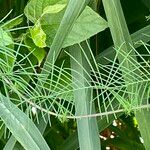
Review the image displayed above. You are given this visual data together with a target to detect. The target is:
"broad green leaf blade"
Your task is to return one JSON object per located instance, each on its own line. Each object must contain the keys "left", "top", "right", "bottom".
{"left": 70, "top": 44, "right": 101, "bottom": 150}
{"left": 41, "top": 5, "right": 107, "bottom": 48}
{"left": 40, "top": 9, "right": 65, "bottom": 47}
{"left": 4, "top": 110, "right": 49, "bottom": 150}
{"left": 29, "top": 5, "right": 107, "bottom": 48}
{"left": 24, "top": 32, "right": 46, "bottom": 66}
{"left": 0, "top": 27, "right": 13, "bottom": 46}
{"left": 24, "top": 0, "right": 67, "bottom": 48}
{"left": 24, "top": 0, "right": 91, "bottom": 97}
{"left": 30, "top": 21, "right": 47, "bottom": 48}
{"left": 25, "top": 0, "right": 107, "bottom": 49}
{"left": 43, "top": 4, "right": 66, "bottom": 15}
{"left": 38, "top": 0, "right": 91, "bottom": 85}
{"left": 136, "top": 110, "right": 150, "bottom": 150}
{"left": 62, "top": 6, "right": 108, "bottom": 47}
{"left": 24, "top": 0, "right": 67, "bottom": 23}
{"left": 0, "top": 93, "right": 50, "bottom": 150}
{"left": 132, "top": 24, "right": 150, "bottom": 42}
{"left": 96, "top": 24, "right": 150, "bottom": 65}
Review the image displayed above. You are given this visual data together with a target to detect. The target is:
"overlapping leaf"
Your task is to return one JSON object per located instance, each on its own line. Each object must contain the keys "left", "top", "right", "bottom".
{"left": 0, "top": 94, "right": 50, "bottom": 150}
{"left": 24, "top": 0, "right": 108, "bottom": 48}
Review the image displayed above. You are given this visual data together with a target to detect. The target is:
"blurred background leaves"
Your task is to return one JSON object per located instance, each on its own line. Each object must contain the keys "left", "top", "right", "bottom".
{"left": 0, "top": 0, "right": 149, "bottom": 150}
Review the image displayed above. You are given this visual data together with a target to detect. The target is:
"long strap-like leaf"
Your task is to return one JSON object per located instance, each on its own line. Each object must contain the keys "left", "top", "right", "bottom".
{"left": 136, "top": 110, "right": 150, "bottom": 147}
{"left": 0, "top": 93, "right": 50, "bottom": 150}
{"left": 70, "top": 43, "right": 101, "bottom": 150}
{"left": 41, "top": 0, "right": 90, "bottom": 75}
{"left": 96, "top": 24, "right": 150, "bottom": 65}
{"left": 102, "top": 0, "right": 150, "bottom": 149}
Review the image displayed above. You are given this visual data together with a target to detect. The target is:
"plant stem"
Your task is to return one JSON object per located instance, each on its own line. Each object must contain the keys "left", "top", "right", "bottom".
{"left": 70, "top": 43, "right": 101, "bottom": 150}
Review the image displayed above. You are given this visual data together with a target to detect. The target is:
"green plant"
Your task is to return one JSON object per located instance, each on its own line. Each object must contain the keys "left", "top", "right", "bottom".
{"left": 0, "top": 0, "right": 149, "bottom": 150}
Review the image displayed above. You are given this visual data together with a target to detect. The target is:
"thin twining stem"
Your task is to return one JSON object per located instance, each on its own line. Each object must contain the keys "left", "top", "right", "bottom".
{"left": 25, "top": 99, "right": 150, "bottom": 119}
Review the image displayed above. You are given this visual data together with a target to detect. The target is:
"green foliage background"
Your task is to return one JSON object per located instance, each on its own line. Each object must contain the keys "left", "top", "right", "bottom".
{"left": 0, "top": 0, "right": 149, "bottom": 150}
